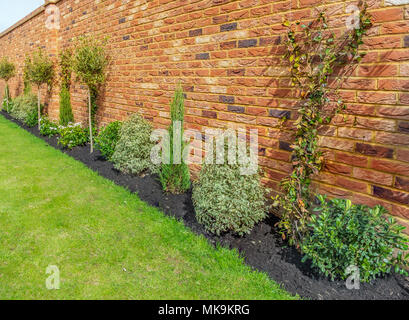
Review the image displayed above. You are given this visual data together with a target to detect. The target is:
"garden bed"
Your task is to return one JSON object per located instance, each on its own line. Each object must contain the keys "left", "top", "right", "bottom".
{"left": 2, "top": 109, "right": 409, "bottom": 300}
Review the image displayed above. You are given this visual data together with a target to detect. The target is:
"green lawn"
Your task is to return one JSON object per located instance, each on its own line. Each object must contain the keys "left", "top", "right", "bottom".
{"left": 0, "top": 115, "right": 296, "bottom": 300}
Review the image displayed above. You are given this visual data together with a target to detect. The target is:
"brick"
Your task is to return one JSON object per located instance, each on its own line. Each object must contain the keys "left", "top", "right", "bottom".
{"left": 355, "top": 143, "right": 394, "bottom": 159}
{"left": 378, "top": 106, "right": 409, "bottom": 119}
{"left": 371, "top": 8, "right": 403, "bottom": 23}
{"left": 372, "top": 159, "right": 409, "bottom": 176}
{"left": 269, "top": 109, "right": 291, "bottom": 119}
{"left": 396, "top": 176, "right": 409, "bottom": 192}
{"left": 227, "top": 105, "right": 244, "bottom": 113}
{"left": 324, "top": 162, "right": 352, "bottom": 175}
{"left": 260, "top": 36, "right": 281, "bottom": 46}
{"left": 335, "top": 176, "right": 368, "bottom": 194}
{"left": 378, "top": 79, "right": 409, "bottom": 91}
{"left": 227, "top": 69, "right": 245, "bottom": 76}
{"left": 335, "top": 152, "right": 368, "bottom": 167}
{"left": 338, "top": 127, "right": 372, "bottom": 141}
{"left": 189, "top": 29, "right": 202, "bottom": 37}
{"left": 397, "top": 149, "right": 409, "bottom": 163}
{"left": 219, "top": 95, "right": 235, "bottom": 103}
{"left": 212, "top": 15, "right": 228, "bottom": 24}
{"left": 202, "top": 110, "right": 217, "bottom": 118}
{"left": 344, "top": 104, "right": 375, "bottom": 116}
{"left": 319, "top": 137, "right": 355, "bottom": 152}
{"left": 373, "top": 186, "right": 409, "bottom": 205}
{"left": 398, "top": 121, "right": 409, "bottom": 133}
{"left": 357, "top": 92, "right": 396, "bottom": 104}
{"left": 196, "top": 53, "right": 210, "bottom": 60}
{"left": 354, "top": 117, "right": 396, "bottom": 132}
{"left": 376, "top": 132, "right": 409, "bottom": 146}
{"left": 279, "top": 141, "right": 293, "bottom": 152}
{"left": 238, "top": 39, "right": 258, "bottom": 48}
{"left": 220, "top": 41, "right": 237, "bottom": 49}
{"left": 382, "top": 21, "right": 409, "bottom": 34}
{"left": 358, "top": 65, "right": 398, "bottom": 77}
{"left": 353, "top": 167, "right": 393, "bottom": 186}
{"left": 405, "top": 35, "right": 409, "bottom": 48}
{"left": 220, "top": 23, "right": 237, "bottom": 32}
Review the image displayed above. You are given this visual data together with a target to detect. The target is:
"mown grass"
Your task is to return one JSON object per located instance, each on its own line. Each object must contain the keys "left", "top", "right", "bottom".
{"left": 0, "top": 115, "right": 296, "bottom": 300}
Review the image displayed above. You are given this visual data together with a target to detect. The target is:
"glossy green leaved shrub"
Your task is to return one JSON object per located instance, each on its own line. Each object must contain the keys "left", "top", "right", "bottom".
{"left": 58, "top": 123, "right": 89, "bottom": 149}
{"left": 112, "top": 114, "right": 157, "bottom": 175}
{"left": 9, "top": 93, "right": 40, "bottom": 127}
{"left": 95, "top": 121, "right": 122, "bottom": 160}
{"left": 192, "top": 145, "right": 267, "bottom": 236}
{"left": 301, "top": 195, "right": 409, "bottom": 282}
{"left": 39, "top": 117, "right": 59, "bottom": 137}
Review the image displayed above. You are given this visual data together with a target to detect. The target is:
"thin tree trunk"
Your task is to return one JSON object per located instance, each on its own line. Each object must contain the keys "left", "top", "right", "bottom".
{"left": 5, "top": 81, "right": 9, "bottom": 112}
{"left": 88, "top": 88, "right": 93, "bottom": 153}
{"left": 38, "top": 86, "right": 41, "bottom": 130}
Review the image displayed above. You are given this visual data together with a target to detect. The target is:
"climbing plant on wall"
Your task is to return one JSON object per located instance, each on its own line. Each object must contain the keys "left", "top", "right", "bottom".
{"left": 277, "top": 1, "right": 373, "bottom": 247}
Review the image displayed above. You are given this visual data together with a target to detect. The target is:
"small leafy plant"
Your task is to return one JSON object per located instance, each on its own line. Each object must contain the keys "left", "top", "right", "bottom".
{"left": 301, "top": 196, "right": 409, "bottom": 282}
{"left": 0, "top": 57, "right": 16, "bottom": 112}
{"left": 112, "top": 113, "right": 157, "bottom": 175}
{"left": 192, "top": 143, "right": 267, "bottom": 236}
{"left": 9, "top": 93, "right": 41, "bottom": 127}
{"left": 58, "top": 123, "right": 89, "bottom": 149}
{"left": 24, "top": 49, "right": 55, "bottom": 129}
{"left": 40, "top": 117, "right": 60, "bottom": 137}
{"left": 159, "top": 85, "right": 191, "bottom": 194}
{"left": 95, "top": 121, "right": 122, "bottom": 160}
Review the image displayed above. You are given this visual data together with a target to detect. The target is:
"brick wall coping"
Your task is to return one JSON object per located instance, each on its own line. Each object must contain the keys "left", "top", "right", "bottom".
{"left": 0, "top": 0, "right": 61, "bottom": 39}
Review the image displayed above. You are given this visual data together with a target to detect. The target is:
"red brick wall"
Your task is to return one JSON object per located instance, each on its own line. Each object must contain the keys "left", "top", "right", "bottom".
{"left": 0, "top": 0, "right": 408, "bottom": 227}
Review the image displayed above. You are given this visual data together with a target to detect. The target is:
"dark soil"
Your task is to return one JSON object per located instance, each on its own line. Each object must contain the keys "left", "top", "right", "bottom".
{"left": 2, "top": 110, "right": 409, "bottom": 300}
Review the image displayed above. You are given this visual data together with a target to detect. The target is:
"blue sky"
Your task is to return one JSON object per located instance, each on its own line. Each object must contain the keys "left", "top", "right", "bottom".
{"left": 0, "top": 0, "right": 44, "bottom": 32}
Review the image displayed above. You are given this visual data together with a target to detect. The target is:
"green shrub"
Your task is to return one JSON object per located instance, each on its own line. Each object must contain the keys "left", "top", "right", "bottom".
{"left": 112, "top": 114, "right": 157, "bottom": 175}
{"left": 40, "top": 117, "right": 59, "bottom": 137}
{"left": 159, "top": 85, "right": 191, "bottom": 194}
{"left": 192, "top": 147, "right": 267, "bottom": 236}
{"left": 95, "top": 121, "right": 122, "bottom": 160}
{"left": 59, "top": 86, "right": 74, "bottom": 126}
{"left": 58, "top": 123, "right": 89, "bottom": 149}
{"left": 301, "top": 195, "right": 409, "bottom": 282}
{"left": 0, "top": 57, "right": 16, "bottom": 83}
{"left": 9, "top": 93, "right": 40, "bottom": 127}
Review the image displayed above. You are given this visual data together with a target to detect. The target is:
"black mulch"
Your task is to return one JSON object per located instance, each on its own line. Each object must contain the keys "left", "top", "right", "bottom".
{"left": 2, "top": 110, "right": 409, "bottom": 300}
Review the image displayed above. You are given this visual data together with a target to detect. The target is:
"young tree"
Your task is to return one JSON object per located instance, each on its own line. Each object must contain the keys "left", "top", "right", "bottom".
{"left": 24, "top": 49, "right": 55, "bottom": 129}
{"left": 73, "top": 36, "right": 109, "bottom": 153}
{"left": 0, "top": 57, "right": 16, "bottom": 111}
{"left": 159, "top": 84, "right": 191, "bottom": 194}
